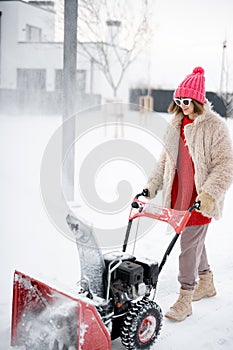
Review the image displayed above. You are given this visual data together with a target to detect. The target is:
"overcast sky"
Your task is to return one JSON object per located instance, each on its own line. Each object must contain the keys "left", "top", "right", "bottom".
{"left": 143, "top": 0, "right": 233, "bottom": 92}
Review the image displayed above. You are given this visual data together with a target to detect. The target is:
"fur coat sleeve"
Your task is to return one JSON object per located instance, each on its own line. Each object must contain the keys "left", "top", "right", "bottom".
{"left": 197, "top": 122, "right": 233, "bottom": 198}
{"left": 145, "top": 150, "right": 167, "bottom": 198}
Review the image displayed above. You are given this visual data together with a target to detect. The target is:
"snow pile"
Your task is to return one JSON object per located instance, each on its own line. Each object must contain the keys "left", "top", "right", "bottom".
{"left": 16, "top": 299, "right": 78, "bottom": 350}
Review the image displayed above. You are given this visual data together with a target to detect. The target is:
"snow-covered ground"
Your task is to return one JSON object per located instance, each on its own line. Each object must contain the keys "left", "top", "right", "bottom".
{"left": 1, "top": 109, "right": 233, "bottom": 350}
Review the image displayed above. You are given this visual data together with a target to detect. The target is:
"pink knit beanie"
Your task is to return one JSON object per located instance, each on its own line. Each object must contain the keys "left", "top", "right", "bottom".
{"left": 174, "top": 67, "right": 205, "bottom": 104}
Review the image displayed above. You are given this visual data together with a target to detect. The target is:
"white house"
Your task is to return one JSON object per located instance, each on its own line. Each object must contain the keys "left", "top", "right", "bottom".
{"left": 0, "top": 0, "right": 90, "bottom": 91}
{"left": 0, "top": 0, "right": 105, "bottom": 114}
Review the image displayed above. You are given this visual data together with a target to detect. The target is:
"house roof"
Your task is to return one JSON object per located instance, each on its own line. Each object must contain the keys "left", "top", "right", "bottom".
{"left": 0, "top": 0, "right": 55, "bottom": 14}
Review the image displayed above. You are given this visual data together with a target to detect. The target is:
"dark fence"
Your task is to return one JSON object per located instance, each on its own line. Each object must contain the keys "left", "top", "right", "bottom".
{"left": 129, "top": 88, "right": 226, "bottom": 116}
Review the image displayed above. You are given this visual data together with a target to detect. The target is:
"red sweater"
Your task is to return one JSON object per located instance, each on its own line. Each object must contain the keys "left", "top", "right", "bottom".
{"left": 171, "top": 115, "right": 212, "bottom": 226}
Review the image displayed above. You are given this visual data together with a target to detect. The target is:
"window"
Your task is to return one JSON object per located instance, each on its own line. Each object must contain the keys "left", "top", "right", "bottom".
{"left": 17, "top": 69, "right": 46, "bottom": 90}
{"left": 25, "top": 24, "right": 42, "bottom": 42}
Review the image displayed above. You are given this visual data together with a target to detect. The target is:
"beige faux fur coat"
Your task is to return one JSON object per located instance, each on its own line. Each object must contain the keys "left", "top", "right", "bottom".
{"left": 146, "top": 101, "right": 233, "bottom": 219}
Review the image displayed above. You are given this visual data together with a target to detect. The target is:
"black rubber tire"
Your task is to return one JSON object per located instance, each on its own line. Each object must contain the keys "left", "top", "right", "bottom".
{"left": 120, "top": 297, "right": 163, "bottom": 350}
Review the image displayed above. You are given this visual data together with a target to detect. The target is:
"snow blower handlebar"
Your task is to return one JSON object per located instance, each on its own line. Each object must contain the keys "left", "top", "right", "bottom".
{"left": 123, "top": 191, "right": 201, "bottom": 269}
{"left": 130, "top": 191, "right": 201, "bottom": 230}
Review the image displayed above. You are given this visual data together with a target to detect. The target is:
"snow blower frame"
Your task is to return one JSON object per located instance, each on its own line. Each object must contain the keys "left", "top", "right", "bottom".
{"left": 11, "top": 191, "right": 200, "bottom": 350}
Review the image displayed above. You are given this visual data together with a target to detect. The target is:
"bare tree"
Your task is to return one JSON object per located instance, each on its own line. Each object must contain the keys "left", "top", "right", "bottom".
{"left": 78, "top": 0, "right": 152, "bottom": 97}
{"left": 56, "top": 0, "right": 152, "bottom": 98}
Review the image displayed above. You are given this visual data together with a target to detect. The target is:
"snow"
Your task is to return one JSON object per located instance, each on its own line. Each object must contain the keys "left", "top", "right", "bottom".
{"left": 1, "top": 110, "right": 233, "bottom": 350}
{"left": 16, "top": 298, "right": 78, "bottom": 350}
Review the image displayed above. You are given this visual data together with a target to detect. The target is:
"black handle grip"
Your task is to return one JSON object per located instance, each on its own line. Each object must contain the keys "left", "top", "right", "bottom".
{"left": 131, "top": 201, "right": 140, "bottom": 208}
{"left": 142, "top": 188, "right": 149, "bottom": 197}
{"left": 189, "top": 201, "right": 201, "bottom": 212}
{"left": 134, "top": 189, "right": 149, "bottom": 199}
{"left": 131, "top": 190, "right": 148, "bottom": 208}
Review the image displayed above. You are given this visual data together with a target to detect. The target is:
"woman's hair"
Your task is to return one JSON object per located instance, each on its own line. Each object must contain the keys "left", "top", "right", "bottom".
{"left": 167, "top": 98, "right": 205, "bottom": 116}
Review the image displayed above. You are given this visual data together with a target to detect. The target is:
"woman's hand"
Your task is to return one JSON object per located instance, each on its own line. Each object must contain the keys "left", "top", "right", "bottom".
{"left": 195, "top": 192, "right": 215, "bottom": 214}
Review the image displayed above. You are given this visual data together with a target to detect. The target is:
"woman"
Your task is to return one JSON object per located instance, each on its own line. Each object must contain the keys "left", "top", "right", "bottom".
{"left": 144, "top": 67, "right": 233, "bottom": 321}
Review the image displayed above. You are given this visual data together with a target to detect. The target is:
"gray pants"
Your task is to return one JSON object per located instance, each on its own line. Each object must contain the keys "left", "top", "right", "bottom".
{"left": 178, "top": 225, "right": 210, "bottom": 290}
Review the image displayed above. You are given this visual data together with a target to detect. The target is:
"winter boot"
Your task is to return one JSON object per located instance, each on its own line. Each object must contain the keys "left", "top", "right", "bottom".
{"left": 193, "top": 270, "right": 216, "bottom": 301}
{"left": 165, "top": 289, "right": 194, "bottom": 322}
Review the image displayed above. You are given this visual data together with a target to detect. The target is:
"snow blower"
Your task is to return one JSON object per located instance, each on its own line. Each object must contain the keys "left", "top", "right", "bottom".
{"left": 11, "top": 191, "right": 200, "bottom": 350}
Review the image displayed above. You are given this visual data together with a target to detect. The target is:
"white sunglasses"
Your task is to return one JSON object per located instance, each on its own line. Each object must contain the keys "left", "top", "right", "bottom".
{"left": 174, "top": 98, "right": 192, "bottom": 107}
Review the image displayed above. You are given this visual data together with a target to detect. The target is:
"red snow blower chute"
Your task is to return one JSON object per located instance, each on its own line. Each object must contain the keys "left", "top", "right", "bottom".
{"left": 11, "top": 191, "right": 200, "bottom": 350}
